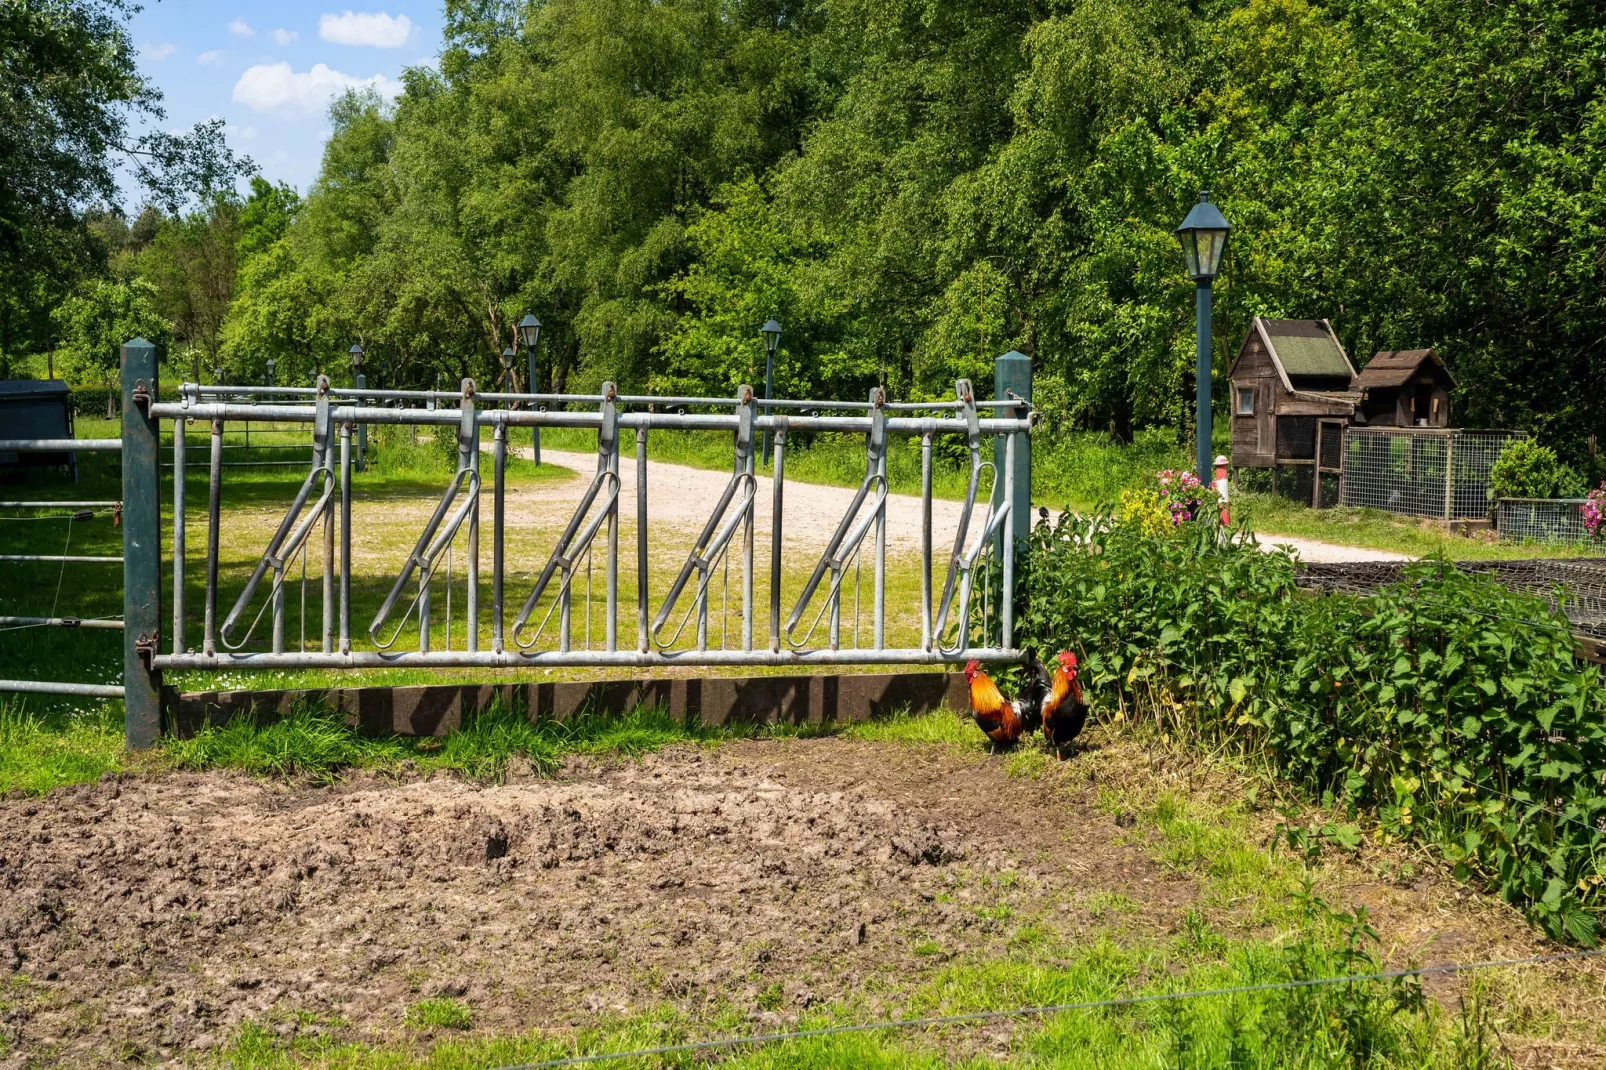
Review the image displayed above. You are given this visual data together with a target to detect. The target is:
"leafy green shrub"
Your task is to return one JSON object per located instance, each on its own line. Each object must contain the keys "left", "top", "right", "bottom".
{"left": 1020, "top": 514, "right": 1606, "bottom": 943}
{"left": 1490, "top": 439, "right": 1585, "bottom": 499}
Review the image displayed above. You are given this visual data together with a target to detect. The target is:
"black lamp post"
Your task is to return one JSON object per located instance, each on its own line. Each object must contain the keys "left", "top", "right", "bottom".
{"left": 1175, "top": 191, "right": 1231, "bottom": 479}
{"left": 518, "top": 314, "right": 543, "bottom": 465}
{"left": 264, "top": 357, "right": 276, "bottom": 395}
{"left": 760, "top": 318, "right": 782, "bottom": 464}
{"left": 500, "top": 345, "right": 516, "bottom": 393}
{"left": 349, "top": 342, "right": 367, "bottom": 473}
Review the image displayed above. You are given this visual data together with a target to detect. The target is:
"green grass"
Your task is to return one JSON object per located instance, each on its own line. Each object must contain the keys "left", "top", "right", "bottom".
{"left": 404, "top": 999, "right": 473, "bottom": 1032}
{"left": 0, "top": 703, "right": 124, "bottom": 794}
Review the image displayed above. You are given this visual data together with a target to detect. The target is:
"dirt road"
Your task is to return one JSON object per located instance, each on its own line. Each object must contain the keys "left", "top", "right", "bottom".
{"left": 526, "top": 448, "right": 1405, "bottom": 564}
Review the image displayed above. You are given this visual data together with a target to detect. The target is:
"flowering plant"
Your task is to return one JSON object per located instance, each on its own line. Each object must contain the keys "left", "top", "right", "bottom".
{"left": 1154, "top": 468, "right": 1220, "bottom": 526}
{"left": 1584, "top": 481, "right": 1605, "bottom": 541}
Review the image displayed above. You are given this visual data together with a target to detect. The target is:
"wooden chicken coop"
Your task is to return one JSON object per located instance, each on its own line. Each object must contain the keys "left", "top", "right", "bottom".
{"left": 1227, "top": 318, "right": 1360, "bottom": 508}
{"left": 1351, "top": 348, "right": 1454, "bottom": 427}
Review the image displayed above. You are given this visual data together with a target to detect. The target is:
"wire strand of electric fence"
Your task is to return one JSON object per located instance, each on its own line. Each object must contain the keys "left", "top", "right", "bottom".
{"left": 45, "top": 514, "right": 74, "bottom": 625}
{"left": 0, "top": 614, "right": 123, "bottom": 635}
{"left": 490, "top": 946, "right": 1606, "bottom": 1070}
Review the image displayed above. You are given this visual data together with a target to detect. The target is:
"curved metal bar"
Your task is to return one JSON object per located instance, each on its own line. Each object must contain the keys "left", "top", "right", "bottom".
{"left": 511, "top": 471, "right": 620, "bottom": 649}
{"left": 651, "top": 473, "right": 755, "bottom": 649}
{"left": 219, "top": 383, "right": 336, "bottom": 651}
{"left": 935, "top": 480, "right": 1011, "bottom": 657}
{"left": 785, "top": 388, "right": 888, "bottom": 649}
{"left": 511, "top": 384, "right": 621, "bottom": 651}
{"left": 367, "top": 382, "right": 481, "bottom": 650}
{"left": 651, "top": 387, "right": 757, "bottom": 650}
{"left": 931, "top": 379, "right": 986, "bottom": 645}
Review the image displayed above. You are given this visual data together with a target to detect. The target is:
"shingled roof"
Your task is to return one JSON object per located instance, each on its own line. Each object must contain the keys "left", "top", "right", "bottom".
{"left": 1353, "top": 349, "right": 1449, "bottom": 390}
{"left": 1256, "top": 319, "right": 1357, "bottom": 382}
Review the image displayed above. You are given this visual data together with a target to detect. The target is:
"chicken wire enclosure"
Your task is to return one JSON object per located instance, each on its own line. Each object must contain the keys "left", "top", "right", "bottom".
{"left": 1499, "top": 498, "right": 1597, "bottom": 547}
{"left": 1341, "top": 428, "right": 1526, "bottom": 520}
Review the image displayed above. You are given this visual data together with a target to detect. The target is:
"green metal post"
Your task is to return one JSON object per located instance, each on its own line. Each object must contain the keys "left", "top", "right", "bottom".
{"left": 992, "top": 350, "right": 1032, "bottom": 556}
{"left": 121, "top": 338, "right": 163, "bottom": 747}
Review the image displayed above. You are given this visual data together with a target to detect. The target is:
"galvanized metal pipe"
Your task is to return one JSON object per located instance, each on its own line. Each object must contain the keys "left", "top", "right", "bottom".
{"left": 0, "top": 554, "right": 122, "bottom": 563}
{"left": 0, "top": 616, "right": 123, "bottom": 630}
{"left": 492, "top": 424, "right": 506, "bottom": 653}
{"left": 204, "top": 420, "right": 222, "bottom": 655}
{"left": 0, "top": 679, "right": 126, "bottom": 698}
{"left": 1002, "top": 432, "right": 1016, "bottom": 650}
{"left": 181, "top": 384, "right": 1026, "bottom": 412}
{"left": 172, "top": 418, "right": 184, "bottom": 654}
{"left": 0, "top": 501, "right": 120, "bottom": 509}
{"left": 467, "top": 425, "right": 480, "bottom": 653}
{"left": 152, "top": 402, "right": 1030, "bottom": 437}
{"left": 636, "top": 427, "right": 649, "bottom": 654}
{"left": 769, "top": 422, "right": 785, "bottom": 653}
{"left": 873, "top": 402, "right": 887, "bottom": 650}
{"left": 921, "top": 431, "right": 933, "bottom": 651}
{"left": 606, "top": 420, "right": 620, "bottom": 653}
{"left": 339, "top": 422, "right": 352, "bottom": 653}
{"left": 0, "top": 439, "right": 121, "bottom": 451}
{"left": 153, "top": 647, "right": 1022, "bottom": 670}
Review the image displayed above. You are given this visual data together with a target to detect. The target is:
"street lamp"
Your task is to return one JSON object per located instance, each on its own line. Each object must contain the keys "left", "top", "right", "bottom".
{"left": 518, "top": 313, "right": 542, "bottom": 465}
{"left": 1175, "top": 190, "right": 1231, "bottom": 480}
{"left": 760, "top": 318, "right": 782, "bottom": 464}
{"left": 349, "top": 343, "right": 367, "bottom": 473}
{"left": 264, "top": 357, "right": 276, "bottom": 394}
{"left": 500, "top": 345, "right": 516, "bottom": 393}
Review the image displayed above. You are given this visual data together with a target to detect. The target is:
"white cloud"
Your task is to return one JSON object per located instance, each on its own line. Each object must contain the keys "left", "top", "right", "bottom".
{"left": 232, "top": 62, "right": 401, "bottom": 114}
{"left": 229, "top": 18, "right": 254, "bottom": 37}
{"left": 231, "top": 124, "right": 260, "bottom": 141}
{"left": 318, "top": 11, "right": 413, "bottom": 48}
{"left": 272, "top": 27, "right": 299, "bottom": 45}
{"left": 197, "top": 49, "right": 226, "bottom": 65}
{"left": 141, "top": 42, "right": 177, "bottom": 60}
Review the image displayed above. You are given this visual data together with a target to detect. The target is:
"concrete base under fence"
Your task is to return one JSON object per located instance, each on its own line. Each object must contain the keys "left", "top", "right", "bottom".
{"left": 168, "top": 671, "right": 969, "bottom": 738}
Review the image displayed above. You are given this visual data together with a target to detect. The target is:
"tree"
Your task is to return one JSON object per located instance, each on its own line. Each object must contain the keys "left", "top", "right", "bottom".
{"left": 0, "top": 0, "right": 253, "bottom": 365}
{"left": 51, "top": 275, "right": 171, "bottom": 409}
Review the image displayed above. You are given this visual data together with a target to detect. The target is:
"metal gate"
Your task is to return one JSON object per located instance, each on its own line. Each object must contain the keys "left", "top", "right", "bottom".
{"left": 2, "top": 340, "right": 1033, "bottom": 745}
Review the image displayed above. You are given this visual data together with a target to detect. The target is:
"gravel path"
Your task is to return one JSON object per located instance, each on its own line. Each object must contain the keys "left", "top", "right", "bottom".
{"left": 501, "top": 447, "right": 1405, "bottom": 564}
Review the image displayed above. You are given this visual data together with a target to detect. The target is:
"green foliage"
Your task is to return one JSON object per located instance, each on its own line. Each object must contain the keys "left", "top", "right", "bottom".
{"left": 1020, "top": 513, "right": 1606, "bottom": 943}
{"left": 49, "top": 274, "right": 172, "bottom": 387}
{"left": 1489, "top": 439, "right": 1586, "bottom": 500}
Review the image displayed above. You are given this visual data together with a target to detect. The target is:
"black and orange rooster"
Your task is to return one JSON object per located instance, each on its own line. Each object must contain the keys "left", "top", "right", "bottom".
{"left": 1034, "top": 650, "right": 1090, "bottom": 758}
{"left": 963, "top": 651, "right": 1047, "bottom": 752}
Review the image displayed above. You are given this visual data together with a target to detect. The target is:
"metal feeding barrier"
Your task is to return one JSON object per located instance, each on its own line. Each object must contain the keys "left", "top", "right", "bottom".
{"left": 0, "top": 340, "right": 1035, "bottom": 744}
{"left": 150, "top": 375, "right": 1031, "bottom": 673}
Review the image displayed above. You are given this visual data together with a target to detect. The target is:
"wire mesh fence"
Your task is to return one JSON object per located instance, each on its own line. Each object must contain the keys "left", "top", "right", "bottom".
{"left": 1341, "top": 428, "right": 1525, "bottom": 520}
{"left": 1296, "top": 557, "right": 1606, "bottom": 641}
{"left": 1498, "top": 498, "right": 1598, "bottom": 547}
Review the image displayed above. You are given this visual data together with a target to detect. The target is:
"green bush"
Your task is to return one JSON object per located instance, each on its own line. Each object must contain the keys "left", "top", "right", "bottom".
{"left": 1490, "top": 439, "right": 1586, "bottom": 499}
{"left": 1020, "top": 514, "right": 1606, "bottom": 944}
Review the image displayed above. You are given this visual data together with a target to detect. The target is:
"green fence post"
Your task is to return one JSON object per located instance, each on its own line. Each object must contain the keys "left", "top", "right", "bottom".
{"left": 992, "top": 350, "right": 1032, "bottom": 556}
{"left": 121, "top": 337, "right": 163, "bottom": 748}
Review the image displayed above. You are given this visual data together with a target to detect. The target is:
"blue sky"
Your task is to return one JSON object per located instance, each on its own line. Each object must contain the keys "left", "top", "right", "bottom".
{"left": 120, "top": 1, "right": 446, "bottom": 205}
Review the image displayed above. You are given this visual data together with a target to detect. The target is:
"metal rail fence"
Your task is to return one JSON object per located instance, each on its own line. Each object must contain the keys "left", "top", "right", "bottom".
{"left": 2, "top": 339, "right": 1035, "bottom": 746}
{"left": 1341, "top": 427, "right": 1525, "bottom": 520}
{"left": 1498, "top": 498, "right": 1596, "bottom": 547}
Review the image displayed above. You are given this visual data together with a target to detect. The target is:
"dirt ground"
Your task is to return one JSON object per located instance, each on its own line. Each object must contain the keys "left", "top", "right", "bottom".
{"left": 1, "top": 737, "right": 1600, "bottom": 1067}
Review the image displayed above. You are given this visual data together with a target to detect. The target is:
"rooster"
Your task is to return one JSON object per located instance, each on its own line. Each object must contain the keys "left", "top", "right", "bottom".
{"left": 963, "top": 652, "right": 1047, "bottom": 751}
{"left": 1034, "top": 650, "right": 1090, "bottom": 758}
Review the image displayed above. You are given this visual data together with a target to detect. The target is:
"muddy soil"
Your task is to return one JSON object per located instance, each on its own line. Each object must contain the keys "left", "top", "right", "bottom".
{"left": 0, "top": 739, "right": 1596, "bottom": 1067}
